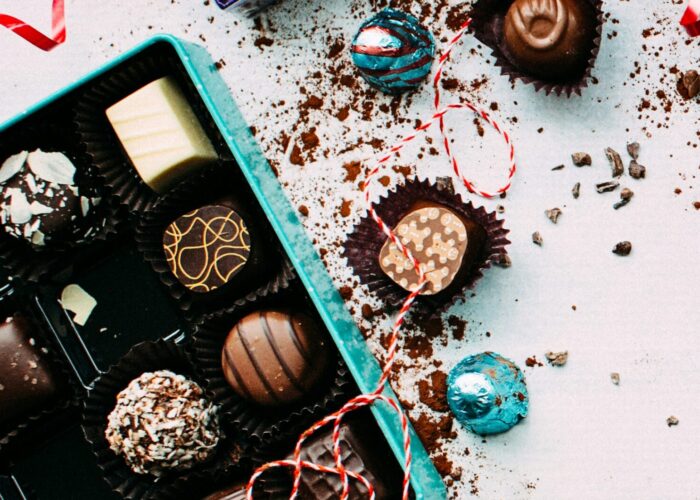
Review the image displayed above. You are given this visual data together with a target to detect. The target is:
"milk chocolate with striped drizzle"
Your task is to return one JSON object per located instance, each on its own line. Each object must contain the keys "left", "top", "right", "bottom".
{"left": 162, "top": 203, "right": 251, "bottom": 293}
{"left": 378, "top": 201, "right": 486, "bottom": 295}
{"left": 221, "top": 310, "right": 331, "bottom": 407}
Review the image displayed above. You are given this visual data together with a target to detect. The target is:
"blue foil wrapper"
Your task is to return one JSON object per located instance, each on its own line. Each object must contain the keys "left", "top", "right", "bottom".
{"left": 351, "top": 9, "right": 435, "bottom": 95}
{"left": 215, "top": 0, "right": 278, "bottom": 16}
{"left": 447, "top": 352, "right": 528, "bottom": 436}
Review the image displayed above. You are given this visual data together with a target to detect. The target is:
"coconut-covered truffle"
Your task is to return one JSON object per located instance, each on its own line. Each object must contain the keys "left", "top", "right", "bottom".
{"left": 0, "top": 149, "right": 101, "bottom": 248}
{"left": 105, "top": 370, "right": 220, "bottom": 476}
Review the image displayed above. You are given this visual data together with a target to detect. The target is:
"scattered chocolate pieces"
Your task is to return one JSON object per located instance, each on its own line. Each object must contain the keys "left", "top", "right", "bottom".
{"left": 532, "top": 231, "right": 543, "bottom": 246}
{"left": 629, "top": 161, "right": 646, "bottom": 179}
{"left": 610, "top": 372, "right": 620, "bottom": 385}
{"left": 493, "top": 254, "right": 511, "bottom": 268}
{"left": 551, "top": 164, "right": 565, "bottom": 171}
{"left": 604, "top": 148, "right": 624, "bottom": 177}
{"left": 612, "top": 241, "right": 632, "bottom": 256}
{"left": 545, "top": 208, "right": 562, "bottom": 224}
{"left": 613, "top": 188, "right": 634, "bottom": 210}
{"left": 677, "top": 69, "right": 700, "bottom": 100}
{"left": 496, "top": 204, "right": 505, "bottom": 214}
{"left": 572, "top": 182, "right": 581, "bottom": 199}
{"left": 571, "top": 152, "right": 591, "bottom": 167}
{"left": 626, "top": 142, "right": 640, "bottom": 160}
{"left": 666, "top": 416, "right": 679, "bottom": 427}
{"left": 596, "top": 181, "right": 620, "bottom": 194}
{"left": 545, "top": 351, "right": 568, "bottom": 367}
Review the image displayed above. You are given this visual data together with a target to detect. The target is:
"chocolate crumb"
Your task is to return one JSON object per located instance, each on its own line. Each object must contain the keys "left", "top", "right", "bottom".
{"left": 338, "top": 286, "right": 353, "bottom": 301}
{"left": 551, "top": 164, "right": 565, "bottom": 171}
{"left": 666, "top": 416, "right": 679, "bottom": 427}
{"left": 525, "top": 356, "right": 543, "bottom": 367}
{"left": 626, "top": 142, "right": 640, "bottom": 160}
{"left": 545, "top": 208, "right": 562, "bottom": 224}
{"left": 496, "top": 204, "right": 505, "bottom": 214}
{"left": 298, "top": 205, "right": 309, "bottom": 217}
{"left": 545, "top": 351, "right": 568, "bottom": 366}
{"left": 532, "top": 231, "right": 543, "bottom": 246}
{"left": 493, "top": 254, "right": 512, "bottom": 268}
{"left": 610, "top": 372, "right": 620, "bottom": 385}
{"left": 620, "top": 188, "right": 634, "bottom": 200}
{"left": 605, "top": 148, "right": 624, "bottom": 177}
{"left": 339, "top": 199, "right": 352, "bottom": 218}
{"left": 629, "top": 161, "right": 646, "bottom": 179}
{"left": 694, "top": 201, "right": 700, "bottom": 210}
{"left": 596, "top": 181, "right": 620, "bottom": 193}
{"left": 571, "top": 152, "right": 592, "bottom": 166}
{"left": 361, "top": 303, "right": 375, "bottom": 320}
{"left": 612, "top": 241, "right": 632, "bottom": 256}
{"left": 677, "top": 70, "right": 700, "bottom": 99}
{"left": 572, "top": 182, "right": 581, "bottom": 199}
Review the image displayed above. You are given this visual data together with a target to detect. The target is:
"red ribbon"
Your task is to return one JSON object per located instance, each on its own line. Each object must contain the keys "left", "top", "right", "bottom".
{"left": 0, "top": 0, "right": 66, "bottom": 51}
{"left": 681, "top": 0, "right": 700, "bottom": 37}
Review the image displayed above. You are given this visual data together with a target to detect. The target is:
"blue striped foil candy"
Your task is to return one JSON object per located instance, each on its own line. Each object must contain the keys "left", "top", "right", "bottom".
{"left": 447, "top": 352, "right": 529, "bottom": 436}
{"left": 351, "top": 9, "right": 436, "bottom": 94}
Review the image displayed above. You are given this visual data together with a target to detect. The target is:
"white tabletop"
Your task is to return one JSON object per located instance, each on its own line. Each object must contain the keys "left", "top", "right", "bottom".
{"left": 0, "top": 1, "right": 698, "bottom": 499}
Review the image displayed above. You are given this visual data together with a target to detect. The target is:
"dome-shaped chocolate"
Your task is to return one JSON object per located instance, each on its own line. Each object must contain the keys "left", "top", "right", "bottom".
{"left": 503, "top": 0, "right": 596, "bottom": 81}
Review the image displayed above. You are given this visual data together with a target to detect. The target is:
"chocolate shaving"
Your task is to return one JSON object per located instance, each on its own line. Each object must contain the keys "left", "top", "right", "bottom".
{"left": 596, "top": 181, "right": 619, "bottom": 193}
{"left": 612, "top": 241, "right": 632, "bottom": 256}
{"left": 571, "top": 152, "right": 592, "bottom": 167}
{"left": 614, "top": 188, "right": 634, "bottom": 209}
{"left": 545, "top": 351, "right": 568, "bottom": 367}
{"left": 493, "top": 253, "right": 511, "bottom": 268}
{"left": 532, "top": 231, "right": 543, "bottom": 246}
{"left": 628, "top": 161, "right": 646, "bottom": 179}
{"left": 545, "top": 208, "right": 562, "bottom": 224}
{"left": 626, "top": 142, "right": 640, "bottom": 160}
{"left": 605, "top": 148, "right": 624, "bottom": 177}
{"left": 666, "top": 416, "right": 679, "bottom": 427}
{"left": 572, "top": 182, "right": 581, "bottom": 199}
{"left": 551, "top": 164, "right": 565, "bottom": 171}
{"left": 610, "top": 372, "right": 620, "bottom": 385}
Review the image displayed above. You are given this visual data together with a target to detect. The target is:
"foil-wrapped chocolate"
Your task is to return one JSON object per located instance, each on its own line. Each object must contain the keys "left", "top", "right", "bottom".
{"left": 351, "top": 9, "right": 435, "bottom": 94}
{"left": 214, "top": 0, "right": 278, "bottom": 17}
{"left": 447, "top": 352, "right": 528, "bottom": 435}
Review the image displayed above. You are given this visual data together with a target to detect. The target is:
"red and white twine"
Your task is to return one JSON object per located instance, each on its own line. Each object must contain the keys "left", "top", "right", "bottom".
{"left": 247, "top": 17, "right": 517, "bottom": 500}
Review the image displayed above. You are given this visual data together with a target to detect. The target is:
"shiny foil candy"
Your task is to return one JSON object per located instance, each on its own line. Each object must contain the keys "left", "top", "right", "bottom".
{"left": 215, "top": 0, "right": 278, "bottom": 16}
{"left": 447, "top": 352, "right": 528, "bottom": 435}
{"left": 351, "top": 9, "right": 436, "bottom": 94}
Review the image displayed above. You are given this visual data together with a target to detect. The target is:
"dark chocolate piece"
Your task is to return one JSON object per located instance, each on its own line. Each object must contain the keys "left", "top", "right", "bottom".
{"left": 202, "top": 483, "right": 246, "bottom": 500}
{"left": 163, "top": 203, "right": 251, "bottom": 293}
{"left": 503, "top": 0, "right": 597, "bottom": 81}
{"left": 291, "top": 415, "right": 404, "bottom": 500}
{"left": 378, "top": 202, "right": 486, "bottom": 295}
{"left": 0, "top": 150, "right": 99, "bottom": 248}
{"left": 221, "top": 310, "right": 331, "bottom": 407}
{"left": 0, "top": 315, "right": 60, "bottom": 427}
{"left": 628, "top": 160, "right": 646, "bottom": 179}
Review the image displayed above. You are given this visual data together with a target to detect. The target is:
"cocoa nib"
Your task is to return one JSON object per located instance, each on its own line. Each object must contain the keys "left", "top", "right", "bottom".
{"left": 596, "top": 181, "right": 620, "bottom": 193}
{"left": 629, "top": 160, "right": 646, "bottom": 179}
{"left": 612, "top": 241, "right": 632, "bottom": 256}
{"left": 605, "top": 147, "right": 624, "bottom": 177}
{"left": 571, "top": 152, "right": 592, "bottom": 166}
{"left": 545, "top": 208, "right": 562, "bottom": 224}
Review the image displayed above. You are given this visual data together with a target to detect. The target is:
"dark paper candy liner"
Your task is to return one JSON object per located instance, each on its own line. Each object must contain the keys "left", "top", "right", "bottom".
{"left": 0, "top": 117, "right": 124, "bottom": 284}
{"left": 82, "top": 339, "right": 249, "bottom": 500}
{"left": 0, "top": 287, "right": 81, "bottom": 456}
{"left": 73, "top": 45, "right": 231, "bottom": 215}
{"left": 343, "top": 178, "right": 510, "bottom": 317}
{"left": 469, "top": 0, "right": 604, "bottom": 97}
{"left": 190, "top": 294, "right": 355, "bottom": 446}
{"left": 134, "top": 164, "right": 295, "bottom": 320}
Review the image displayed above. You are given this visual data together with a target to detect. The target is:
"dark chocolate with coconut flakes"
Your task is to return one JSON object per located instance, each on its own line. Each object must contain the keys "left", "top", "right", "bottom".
{"left": 0, "top": 150, "right": 101, "bottom": 249}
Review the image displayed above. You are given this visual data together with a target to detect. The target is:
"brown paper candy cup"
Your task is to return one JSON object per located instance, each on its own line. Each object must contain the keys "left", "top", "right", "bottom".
{"left": 82, "top": 339, "right": 249, "bottom": 500}
{"left": 134, "top": 164, "right": 295, "bottom": 321}
{"left": 469, "top": 0, "right": 604, "bottom": 96}
{"left": 343, "top": 178, "right": 510, "bottom": 317}
{"left": 0, "top": 118, "right": 124, "bottom": 284}
{"left": 73, "top": 45, "right": 231, "bottom": 215}
{"left": 190, "top": 293, "right": 355, "bottom": 446}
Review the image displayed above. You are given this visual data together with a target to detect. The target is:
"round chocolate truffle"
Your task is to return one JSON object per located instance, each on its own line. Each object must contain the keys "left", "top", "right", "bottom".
{"left": 162, "top": 204, "right": 252, "bottom": 293}
{"left": 447, "top": 352, "right": 528, "bottom": 435}
{"left": 221, "top": 310, "right": 331, "bottom": 407}
{"left": 502, "top": 0, "right": 596, "bottom": 81}
{"left": 0, "top": 150, "right": 101, "bottom": 248}
{"left": 105, "top": 370, "right": 220, "bottom": 476}
{"left": 378, "top": 202, "right": 486, "bottom": 296}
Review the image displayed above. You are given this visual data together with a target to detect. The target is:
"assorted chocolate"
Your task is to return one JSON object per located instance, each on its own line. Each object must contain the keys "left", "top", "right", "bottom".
{"left": 447, "top": 352, "right": 528, "bottom": 435}
{"left": 221, "top": 310, "right": 331, "bottom": 407}
{"left": 0, "top": 314, "right": 62, "bottom": 428}
{"left": 0, "top": 150, "right": 101, "bottom": 249}
{"left": 106, "top": 76, "right": 218, "bottom": 194}
{"left": 163, "top": 202, "right": 252, "bottom": 293}
{"left": 105, "top": 370, "right": 220, "bottom": 476}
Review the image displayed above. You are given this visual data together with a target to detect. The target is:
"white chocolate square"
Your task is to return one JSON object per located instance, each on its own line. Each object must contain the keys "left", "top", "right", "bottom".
{"left": 106, "top": 77, "right": 217, "bottom": 193}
